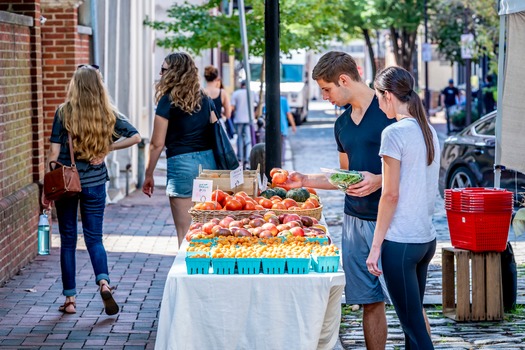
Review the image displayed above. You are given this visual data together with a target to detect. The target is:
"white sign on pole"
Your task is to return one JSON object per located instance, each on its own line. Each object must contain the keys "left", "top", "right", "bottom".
{"left": 422, "top": 43, "right": 432, "bottom": 62}
{"left": 461, "top": 33, "right": 474, "bottom": 59}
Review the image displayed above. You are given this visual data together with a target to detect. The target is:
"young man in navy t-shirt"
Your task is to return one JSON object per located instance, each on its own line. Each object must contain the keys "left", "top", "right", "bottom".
{"left": 288, "top": 51, "right": 395, "bottom": 350}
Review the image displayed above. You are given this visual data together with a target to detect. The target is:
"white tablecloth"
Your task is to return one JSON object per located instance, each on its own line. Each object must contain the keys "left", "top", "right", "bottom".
{"left": 155, "top": 241, "right": 345, "bottom": 350}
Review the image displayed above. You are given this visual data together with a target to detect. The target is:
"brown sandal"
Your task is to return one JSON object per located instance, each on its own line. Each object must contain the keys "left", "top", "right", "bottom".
{"left": 58, "top": 301, "right": 76, "bottom": 314}
{"left": 100, "top": 284, "right": 119, "bottom": 316}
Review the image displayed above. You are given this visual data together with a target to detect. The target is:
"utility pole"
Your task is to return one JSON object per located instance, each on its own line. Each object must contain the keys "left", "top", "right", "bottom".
{"left": 264, "top": 0, "right": 281, "bottom": 178}
{"left": 238, "top": 0, "right": 255, "bottom": 154}
{"left": 462, "top": 3, "right": 472, "bottom": 126}
{"left": 423, "top": 0, "right": 430, "bottom": 116}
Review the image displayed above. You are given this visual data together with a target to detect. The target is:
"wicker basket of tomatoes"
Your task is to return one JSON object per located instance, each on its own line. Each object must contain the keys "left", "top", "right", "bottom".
{"left": 189, "top": 189, "right": 268, "bottom": 222}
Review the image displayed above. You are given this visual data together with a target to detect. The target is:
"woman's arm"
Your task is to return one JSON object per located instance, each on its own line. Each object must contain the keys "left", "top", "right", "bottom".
{"left": 142, "top": 116, "right": 168, "bottom": 197}
{"left": 110, "top": 133, "right": 141, "bottom": 151}
{"left": 366, "top": 155, "right": 400, "bottom": 276}
{"left": 221, "top": 89, "right": 232, "bottom": 119}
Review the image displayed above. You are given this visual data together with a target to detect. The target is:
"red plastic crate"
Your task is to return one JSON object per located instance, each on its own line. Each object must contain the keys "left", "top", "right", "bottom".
{"left": 446, "top": 209, "right": 511, "bottom": 252}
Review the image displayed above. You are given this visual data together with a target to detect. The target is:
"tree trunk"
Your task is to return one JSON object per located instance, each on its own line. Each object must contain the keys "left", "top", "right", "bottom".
{"left": 389, "top": 26, "right": 418, "bottom": 74}
{"left": 362, "top": 28, "right": 377, "bottom": 80}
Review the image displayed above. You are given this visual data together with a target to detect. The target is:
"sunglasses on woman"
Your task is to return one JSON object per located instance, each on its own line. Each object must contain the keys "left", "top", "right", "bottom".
{"left": 77, "top": 64, "right": 100, "bottom": 70}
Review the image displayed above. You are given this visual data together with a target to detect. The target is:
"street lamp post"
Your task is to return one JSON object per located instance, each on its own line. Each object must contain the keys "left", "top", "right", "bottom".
{"left": 264, "top": 0, "right": 281, "bottom": 178}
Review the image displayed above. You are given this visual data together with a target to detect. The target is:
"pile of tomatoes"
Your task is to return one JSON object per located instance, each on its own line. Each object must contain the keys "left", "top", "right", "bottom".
{"left": 192, "top": 189, "right": 321, "bottom": 212}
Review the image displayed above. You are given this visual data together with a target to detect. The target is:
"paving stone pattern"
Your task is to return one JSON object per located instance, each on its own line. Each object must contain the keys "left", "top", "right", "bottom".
{"left": 0, "top": 103, "right": 523, "bottom": 349}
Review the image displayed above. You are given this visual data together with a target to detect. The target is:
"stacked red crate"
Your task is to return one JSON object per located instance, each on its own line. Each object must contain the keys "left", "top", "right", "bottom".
{"left": 445, "top": 188, "right": 513, "bottom": 252}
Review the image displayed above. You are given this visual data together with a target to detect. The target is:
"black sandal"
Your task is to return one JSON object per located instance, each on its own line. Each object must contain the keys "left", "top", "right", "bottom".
{"left": 58, "top": 301, "right": 76, "bottom": 314}
{"left": 100, "top": 284, "right": 119, "bottom": 316}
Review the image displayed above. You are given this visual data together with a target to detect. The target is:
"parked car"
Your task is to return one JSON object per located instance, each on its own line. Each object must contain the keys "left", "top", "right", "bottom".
{"left": 439, "top": 111, "right": 525, "bottom": 205}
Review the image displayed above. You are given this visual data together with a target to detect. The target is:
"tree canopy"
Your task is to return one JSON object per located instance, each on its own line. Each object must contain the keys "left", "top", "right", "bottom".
{"left": 143, "top": 0, "right": 344, "bottom": 58}
{"left": 430, "top": 0, "right": 499, "bottom": 71}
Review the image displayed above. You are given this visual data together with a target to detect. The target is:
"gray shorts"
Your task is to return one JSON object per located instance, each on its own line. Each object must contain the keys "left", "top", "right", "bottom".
{"left": 166, "top": 149, "right": 216, "bottom": 198}
{"left": 342, "top": 214, "right": 390, "bottom": 305}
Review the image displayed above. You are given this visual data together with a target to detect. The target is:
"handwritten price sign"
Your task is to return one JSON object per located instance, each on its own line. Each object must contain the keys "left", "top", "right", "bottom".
{"left": 230, "top": 166, "right": 244, "bottom": 190}
{"left": 191, "top": 179, "right": 213, "bottom": 202}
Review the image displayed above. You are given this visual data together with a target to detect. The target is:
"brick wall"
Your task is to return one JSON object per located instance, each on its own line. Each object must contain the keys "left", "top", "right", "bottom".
{"left": 41, "top": 6, "right": 91, "bottom": 150}
{"left": 0, "top": 0, "right": 92, "bottom": 285}
{"left": 0, "top": 6, "right": 42, "bottom": 284}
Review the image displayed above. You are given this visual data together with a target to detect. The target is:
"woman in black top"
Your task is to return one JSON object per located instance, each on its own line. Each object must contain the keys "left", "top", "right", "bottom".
{"left": 204, "top": 65, "right": 235, "bottom": 138}
{"left": 143, "top": 53, "right": 218, "bottom": 246}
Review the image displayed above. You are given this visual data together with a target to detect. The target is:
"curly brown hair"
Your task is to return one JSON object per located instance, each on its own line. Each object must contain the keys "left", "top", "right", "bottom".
{"left": 60, "top": 66, "right": 117, "bottom": 161}
{"left": 155, "top": 52, "right": 202, "bottom": 114}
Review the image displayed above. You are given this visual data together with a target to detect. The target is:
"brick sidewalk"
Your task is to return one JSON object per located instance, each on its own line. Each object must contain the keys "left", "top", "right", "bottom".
{"left": 0, "top": 188, "right": 175, "bottom": 349}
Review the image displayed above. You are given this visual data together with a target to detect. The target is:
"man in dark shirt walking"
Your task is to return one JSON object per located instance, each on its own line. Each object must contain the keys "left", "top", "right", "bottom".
{"left": 441, "top": 79, "right": 460, "bottom": 134}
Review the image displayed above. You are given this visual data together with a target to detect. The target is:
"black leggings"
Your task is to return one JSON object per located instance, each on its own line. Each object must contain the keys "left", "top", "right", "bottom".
{"left": 382, "top": 239, "right": 436, "bottom": 350}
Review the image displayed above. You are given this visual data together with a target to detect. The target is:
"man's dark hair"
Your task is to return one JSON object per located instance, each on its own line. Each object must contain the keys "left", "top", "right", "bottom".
{"left": 312, "top": 51, "right": 361, "bottom": 86}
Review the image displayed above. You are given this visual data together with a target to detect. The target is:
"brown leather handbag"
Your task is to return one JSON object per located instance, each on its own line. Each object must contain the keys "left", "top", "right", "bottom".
{"left": 43, "top": 134, "right": 82, "bottom": 201}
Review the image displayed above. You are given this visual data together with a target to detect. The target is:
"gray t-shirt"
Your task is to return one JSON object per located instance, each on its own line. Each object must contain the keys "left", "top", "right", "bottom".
{"left": 230, "top": 88, "right": 257, "bottom": 124}
{"left": 379, "top": 117, "right": 440, "bottom": 244}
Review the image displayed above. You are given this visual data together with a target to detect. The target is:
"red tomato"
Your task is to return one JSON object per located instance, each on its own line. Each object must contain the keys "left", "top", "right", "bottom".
{"left": 234, "top": 195, "right": 246, "bottom": 208}
{"left": 269, "top": 168, "right": 283, "bottom": 178}
{"left": 225, "top": 199, "right": 243, "bottom": 211}
{"left": 272, "top": 172, "right": 288, "bottom": 184}
{"left": 211, "top": 189, "right": 227, "bottom": 204}
{"left": 244, "top": 201, "right": 256, "bottom": 210}
{"left": 259, "top": 198, "right": 273, "bottom": 209}
{"left": 271, "top": 202, "right": 287, "bottom": 210}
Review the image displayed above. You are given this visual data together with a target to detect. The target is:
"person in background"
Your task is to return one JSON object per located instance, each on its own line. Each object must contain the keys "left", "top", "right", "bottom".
{"left": 263, "top": 95, "right": 297, "bottom": 166}
{"left": 482, "top": 75, "right": 497, "bottom": 114}
{"left": 286, "top": 51, "right": 394, "bottom": 350}
{"left": 230, "top": 80, "right": 257, "bottom": 169}
{"left": 440, "top": 79, "right": 460, "bottom": 134}
{"left": 42, "top": 65, "right": 141, "bottom": 315}
{"left": 143, "top": 52, "right": 218, "bottom": 246}
{"left": 367, "top": 66, "right": 439, "bottom": 349}
{"left": 279, "top": 95, "right": 296, "bottom": 166}
{"left": 203, "top": 65, "right": 235, "bottom": 139}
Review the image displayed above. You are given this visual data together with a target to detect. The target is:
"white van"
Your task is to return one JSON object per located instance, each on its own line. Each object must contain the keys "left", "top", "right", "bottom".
{"left": 249, "top": 50, "right": 312, "bottom": 125}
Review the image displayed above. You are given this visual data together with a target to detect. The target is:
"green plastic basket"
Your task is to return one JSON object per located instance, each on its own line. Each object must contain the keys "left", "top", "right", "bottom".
{"left": 312, "top": 255, "right": 340, "bottom": 273}
{"left": 261, "top": 258, "right": 286, "bottom": 274}
{"left": 286, "top": 258, "right": 311, "bottom": 274}
{"left": 236, "top": 258, "right": 261, "bottom": 274}
{"left": 185, "top": 256, "right": 211, "bottom": 275}
{"left": 212, "top": 258, "right": 236, "bottom": 274}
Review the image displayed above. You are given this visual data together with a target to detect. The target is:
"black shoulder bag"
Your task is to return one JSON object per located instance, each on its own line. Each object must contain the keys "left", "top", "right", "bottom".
{"left": 208, "top": 98, "right": 239, "bottom": 170}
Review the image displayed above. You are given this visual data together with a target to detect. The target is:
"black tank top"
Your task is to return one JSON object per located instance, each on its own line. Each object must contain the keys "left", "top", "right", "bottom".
{"left": 212, "top": 90, "right": 222, "bottom": 116}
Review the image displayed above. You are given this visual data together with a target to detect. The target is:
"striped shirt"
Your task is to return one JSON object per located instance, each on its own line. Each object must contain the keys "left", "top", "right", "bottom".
{"left": 49, "top": 110, "right": 139, "bottom": 188}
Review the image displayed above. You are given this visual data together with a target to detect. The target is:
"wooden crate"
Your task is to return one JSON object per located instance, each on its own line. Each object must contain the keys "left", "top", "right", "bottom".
{"left": 442, "top": 247, "right": 503, "bottom": 321}
{"left": 196, "top": 164, "right": 260, "bottom": 196}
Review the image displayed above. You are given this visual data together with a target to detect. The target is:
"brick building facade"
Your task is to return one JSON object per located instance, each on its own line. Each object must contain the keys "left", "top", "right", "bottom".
{"left": 0, "top": 0, "right": 93, "bottom": 284}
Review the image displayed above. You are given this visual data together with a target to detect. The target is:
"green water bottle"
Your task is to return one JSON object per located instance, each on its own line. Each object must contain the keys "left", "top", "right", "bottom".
{"left": 38, "top": 210, "right": 50, "bottom": 255}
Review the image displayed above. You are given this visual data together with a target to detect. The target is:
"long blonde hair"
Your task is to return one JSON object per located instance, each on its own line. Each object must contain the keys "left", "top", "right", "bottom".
{"left": 155, "top": 52, "right": 202, "bottom": 114}
{"left": 60, "top": 66, "right": 117, "bottom": 161}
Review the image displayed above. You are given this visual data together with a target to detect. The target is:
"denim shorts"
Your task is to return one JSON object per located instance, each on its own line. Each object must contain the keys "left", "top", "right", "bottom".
{"left": 166, "top": 149, "right": 216, "bottom": 198}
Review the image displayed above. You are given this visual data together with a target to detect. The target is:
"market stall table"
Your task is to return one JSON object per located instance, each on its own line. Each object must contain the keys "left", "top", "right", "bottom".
{"left": 155, "top": 240, "right": 345, "bottom": 350}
